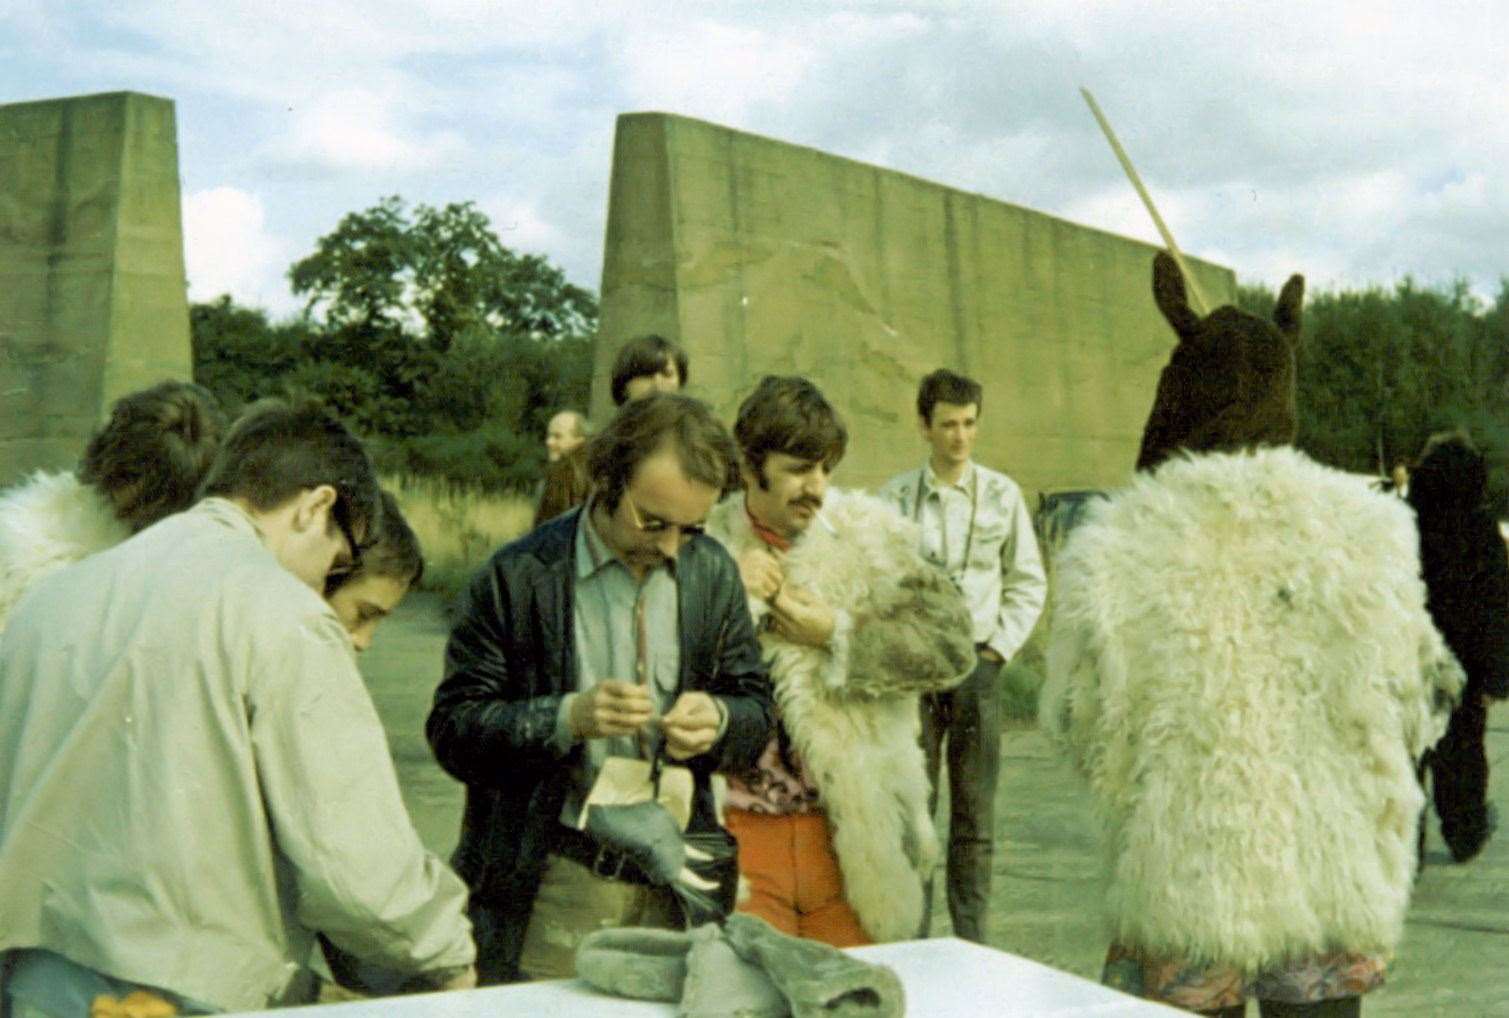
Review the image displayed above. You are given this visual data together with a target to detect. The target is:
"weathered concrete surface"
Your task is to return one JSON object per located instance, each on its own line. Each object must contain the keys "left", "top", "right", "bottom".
{"left": 368, "top": 594, "right": 1509, "bottom": 1014}
{"left": 0, "top": 92, "right": 193, "bottom": 487}
{"left": 592, "top": 113, "right": 1235, "bottom": 495}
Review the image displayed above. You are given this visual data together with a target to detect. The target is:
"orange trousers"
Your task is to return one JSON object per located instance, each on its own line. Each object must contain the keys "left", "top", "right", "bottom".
{"left": 724, "top": 807, "right": 872, "bottom": 948}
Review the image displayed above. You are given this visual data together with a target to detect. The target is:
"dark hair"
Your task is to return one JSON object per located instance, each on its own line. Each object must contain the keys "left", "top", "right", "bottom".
{"left": 916, "top": 369, "right": 983, "bottom": 424}
{"left": 585, "top": 394, "right": 735, "bottom": 511}
{"left": 610, "top": 334, "right": 689, "bottom": 406}
{"left": 535, "top": 445, "right": 592, "bottom": 527}
{"left": 198, "top": 399, "right": 381, "bottom": 552}
{"left": 733, "top": 376, "right": 847, "bottom": 488}
{"left": 327, "top": 490, "right": 424, "bottom": 595}
{"left": 78, "top": 381, "right": 227, "bottom": 532}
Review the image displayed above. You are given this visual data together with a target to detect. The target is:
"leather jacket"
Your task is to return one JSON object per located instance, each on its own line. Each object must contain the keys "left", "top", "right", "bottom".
{"left": 426, "top": 507, "right": 773, "bottom": 982}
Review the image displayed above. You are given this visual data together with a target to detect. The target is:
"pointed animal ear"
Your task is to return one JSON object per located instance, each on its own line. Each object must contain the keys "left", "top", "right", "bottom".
{"left": 1152, "top": 251, "right": 1200, "bottom": 340}
{"left": 1273, "top": 273, "right": 1305, "bottom": 344}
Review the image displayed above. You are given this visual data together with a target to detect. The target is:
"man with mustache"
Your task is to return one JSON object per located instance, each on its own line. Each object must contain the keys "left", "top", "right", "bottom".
{"left": 704, "top": 375, "right": 976, "bottom": 946}
{"left": 880, "top": 368, "right": 1046, "bottom": 942}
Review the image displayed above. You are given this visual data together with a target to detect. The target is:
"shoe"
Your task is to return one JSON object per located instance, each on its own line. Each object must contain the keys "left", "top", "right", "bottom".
{"left": 1444, "top": 803, "right": 1498, "bottom": 863}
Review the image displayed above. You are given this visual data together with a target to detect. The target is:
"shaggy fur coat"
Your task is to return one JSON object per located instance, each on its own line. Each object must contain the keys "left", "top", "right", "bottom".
{"left": 0, "top": 471, "right": 129, "bottom": 634}
{"left": 1041, "top": 447, "right": 1463, "bottom": 972}
{"left": 706, "top": 490, "right": 976, "bottom": 942}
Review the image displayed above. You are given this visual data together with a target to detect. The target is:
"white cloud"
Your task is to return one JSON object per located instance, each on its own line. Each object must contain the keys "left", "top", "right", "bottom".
{"left": 266, "top": 88, "right": 467, "bottom": 176}
{"left": 181, "top": 187, "right": 296, "bottom": 314}
{"left": 10, "top": 2, "right": 1509, "bottom": 313}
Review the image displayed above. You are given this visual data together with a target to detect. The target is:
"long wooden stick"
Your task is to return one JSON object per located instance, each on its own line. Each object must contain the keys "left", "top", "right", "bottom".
{"left": 1080, "top": 86, "right": 1211, "bottom": 315}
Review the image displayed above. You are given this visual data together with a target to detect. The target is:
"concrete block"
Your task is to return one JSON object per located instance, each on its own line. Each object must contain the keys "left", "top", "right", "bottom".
{"left": 593, "top": 113, "right": 1235, "bottom": 499}
{"left": 0, "top": 92, "right": 193, "bottom": 487}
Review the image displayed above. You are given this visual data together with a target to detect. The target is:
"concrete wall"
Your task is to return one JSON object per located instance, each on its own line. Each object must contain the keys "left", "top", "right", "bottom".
{"left": 592, "top": 113, "right": 1235, "bottom": 497}
{"left": 0, "top": 92, "right": 193, "bottom": 487}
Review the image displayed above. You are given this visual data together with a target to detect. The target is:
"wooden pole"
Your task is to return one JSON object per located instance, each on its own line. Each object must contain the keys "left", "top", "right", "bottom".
{"left": 1079, "top": 86, "right": 1211, "bottom": 315}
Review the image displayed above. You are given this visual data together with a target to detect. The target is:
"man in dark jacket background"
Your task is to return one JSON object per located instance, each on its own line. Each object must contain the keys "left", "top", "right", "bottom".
{"left": 427, "top": 394, "right": 774, "bottom": 983}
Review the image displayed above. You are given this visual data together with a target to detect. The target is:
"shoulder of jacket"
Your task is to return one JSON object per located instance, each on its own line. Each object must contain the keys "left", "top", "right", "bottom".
{"left": 975, "top": 464, "right": 1027, "bottom": 504}
{"left": 878, "top": 468, "right": 923, "bottom": 499}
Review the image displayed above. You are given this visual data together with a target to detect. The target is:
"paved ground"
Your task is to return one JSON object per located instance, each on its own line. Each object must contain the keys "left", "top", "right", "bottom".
{"left": 364, "top": 593, "right": 1509, "bottom": 1015}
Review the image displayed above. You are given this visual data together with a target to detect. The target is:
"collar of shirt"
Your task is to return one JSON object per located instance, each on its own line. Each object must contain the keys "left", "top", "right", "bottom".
{"left": 745, "top": 497, "right": 794, "bottom": 552}
{"left": 575, "top": 497, "right": 677, "bottom": 582}
{"left": 196, "top": 496, "right": 268, "bottom": 543}
{"left": 922, "top": 460, "right": 976, "bottom": 497}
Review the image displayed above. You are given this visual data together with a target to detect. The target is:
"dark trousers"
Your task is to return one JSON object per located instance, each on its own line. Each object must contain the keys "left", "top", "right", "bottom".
{"left": 920, "top": 651, "right": 1002, "bottom": 943}
{"left": 1427, "top": 691, "right": 1493, "bottom": 861}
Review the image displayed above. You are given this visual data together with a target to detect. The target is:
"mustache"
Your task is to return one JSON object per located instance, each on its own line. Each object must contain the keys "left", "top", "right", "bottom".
{"left": 790, "top": 496, "right": 824, "bottom": 511}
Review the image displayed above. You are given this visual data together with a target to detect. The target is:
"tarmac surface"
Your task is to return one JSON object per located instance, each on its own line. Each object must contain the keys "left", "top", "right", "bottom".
{"left": 364, "top": 592, "right": 1509, "bottom": 1016}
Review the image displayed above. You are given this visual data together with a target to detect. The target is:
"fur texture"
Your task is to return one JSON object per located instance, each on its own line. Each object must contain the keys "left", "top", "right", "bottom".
{"left": 0, "top": 471, "right": 129, "bottom": 634}
{"left": 1041, "top": 448, "right": 1462, "bottom": 972}
{"left": 707, "top": 490, "right": 976, "bottom": 942}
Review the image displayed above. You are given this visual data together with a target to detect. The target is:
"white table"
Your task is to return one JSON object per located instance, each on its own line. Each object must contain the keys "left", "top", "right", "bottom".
{"left": 232, "top": 938, "right": 1186, "bottom": 1016}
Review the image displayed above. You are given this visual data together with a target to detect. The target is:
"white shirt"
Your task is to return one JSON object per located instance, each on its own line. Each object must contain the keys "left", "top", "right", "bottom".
{"left": 880, "top": 461, "right": 1047, "bottom": 661}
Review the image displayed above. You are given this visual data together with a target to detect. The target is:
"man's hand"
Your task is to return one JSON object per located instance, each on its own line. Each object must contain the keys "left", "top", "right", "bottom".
{"left": 660, "top": 691, "right": 723, "bottom": 760}
{"left": 570, "top": 680, "right": 655, "bottom": 740}
{"left": 737, "top": 546, "right": 784, "bottom": 602}
{"left": 770, "top": 587, "right": 837, "bottom": 648}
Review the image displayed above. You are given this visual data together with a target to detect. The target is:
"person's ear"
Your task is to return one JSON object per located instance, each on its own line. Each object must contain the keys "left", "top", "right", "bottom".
{"left": 293, "top": 484, "right": 338, "bottom": 533}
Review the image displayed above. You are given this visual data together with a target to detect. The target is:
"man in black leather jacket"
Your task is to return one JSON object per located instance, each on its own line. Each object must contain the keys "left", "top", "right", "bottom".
{"left": 427, "top": 394, "right": 774, "bottom": 983}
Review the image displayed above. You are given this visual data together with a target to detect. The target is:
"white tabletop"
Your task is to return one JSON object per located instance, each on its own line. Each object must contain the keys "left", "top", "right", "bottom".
{"left": 232, "top": 938, "right": 1185, "bottom": 1016}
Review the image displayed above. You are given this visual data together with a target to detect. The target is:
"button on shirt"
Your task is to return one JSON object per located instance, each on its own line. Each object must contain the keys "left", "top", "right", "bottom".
{"left": 883, "top": 462, "right": 1047, "bottom": 662}
{"left": 559, "top": 505, "right": 681, "bottom": 822}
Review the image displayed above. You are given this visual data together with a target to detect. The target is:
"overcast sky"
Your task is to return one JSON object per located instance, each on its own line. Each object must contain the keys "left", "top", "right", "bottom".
{"left": 5, "top": 1, "right": 1507, "bottom": 317}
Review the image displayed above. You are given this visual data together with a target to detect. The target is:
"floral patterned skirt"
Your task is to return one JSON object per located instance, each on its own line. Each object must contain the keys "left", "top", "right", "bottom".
{"left": 1102, "top": 942, "right": 1387, "bottom": 1011}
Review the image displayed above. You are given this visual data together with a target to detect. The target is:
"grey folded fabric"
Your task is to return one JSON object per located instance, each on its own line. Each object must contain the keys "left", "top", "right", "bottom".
{"left": 576, "top": 916, "right": 904, "bottom": 1017}
{"left": 679, "top": 924, "right": 789, "bottom": 1018}
{"left": 575, "top": 927, "right": 691, "bottom": 1002}
{"left": 721, "top": 915, "right": 905, "bottom": 1018}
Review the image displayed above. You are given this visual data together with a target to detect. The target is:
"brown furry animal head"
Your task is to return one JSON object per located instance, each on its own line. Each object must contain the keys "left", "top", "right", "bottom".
{"left": 1136, "top": 252, "right": 1304, "bottom": 472}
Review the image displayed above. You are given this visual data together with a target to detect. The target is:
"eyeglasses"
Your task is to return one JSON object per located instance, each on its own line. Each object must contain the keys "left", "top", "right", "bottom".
{"left": 622, "top": 491, "right": 706, "bottom": 538}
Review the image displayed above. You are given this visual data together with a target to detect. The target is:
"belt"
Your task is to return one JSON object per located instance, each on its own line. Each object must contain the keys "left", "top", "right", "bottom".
{"left": 552, "top": 826, "right": 654, "bottom": 886}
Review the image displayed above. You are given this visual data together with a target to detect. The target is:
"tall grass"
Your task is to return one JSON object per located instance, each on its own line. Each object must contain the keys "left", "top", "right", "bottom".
{"left": 382, "top": 474, "right": 536, "bottom": 600}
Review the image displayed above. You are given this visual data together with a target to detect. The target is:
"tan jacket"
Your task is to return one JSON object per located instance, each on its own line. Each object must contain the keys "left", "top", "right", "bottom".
{"left": 0, "top": 499, "right": 474, "bottom": 1011}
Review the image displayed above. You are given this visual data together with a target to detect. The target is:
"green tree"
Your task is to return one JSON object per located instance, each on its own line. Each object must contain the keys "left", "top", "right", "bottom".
{"left": 1240, "top": 275, "right": 1509, "bottom": 509}
{"left": 191, "top": 296, "right": 308, "bottom": 413}
{"left": 192, "top": 196, "right": 599, "bottom": 493}
{"left": 288, "top": 196, "right": 598, "bottom": 350}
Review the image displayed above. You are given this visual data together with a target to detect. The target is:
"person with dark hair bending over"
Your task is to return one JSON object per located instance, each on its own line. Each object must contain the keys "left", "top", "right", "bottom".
{"left": 326, "top": 489, "right": 426, "bottom": 654}
{"left": 0, "top": 380, "right": 225, "bottom": 632}
{"left": 0, "top": 400, "right": 476, "bottom": 1016}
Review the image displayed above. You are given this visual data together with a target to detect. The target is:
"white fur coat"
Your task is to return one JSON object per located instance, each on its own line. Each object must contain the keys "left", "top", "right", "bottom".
{"left": 706, "top": 490, "right": 976, "bottom": 942}
{"left": 0, "top": 471, "right": 129, "bottom": 634}
{"left": 1040, "top": 447, "right": 1463, "bottom": 971}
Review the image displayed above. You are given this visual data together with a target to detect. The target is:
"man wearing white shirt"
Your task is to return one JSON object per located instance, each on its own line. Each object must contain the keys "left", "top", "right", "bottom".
{"left": 880, "top": 369, "right": 1046, "bottom": 943}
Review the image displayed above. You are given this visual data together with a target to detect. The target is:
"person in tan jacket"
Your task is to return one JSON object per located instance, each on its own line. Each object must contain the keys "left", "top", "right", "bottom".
{"left": 0, "top": 401, "right": 476, "bottom": 1016}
